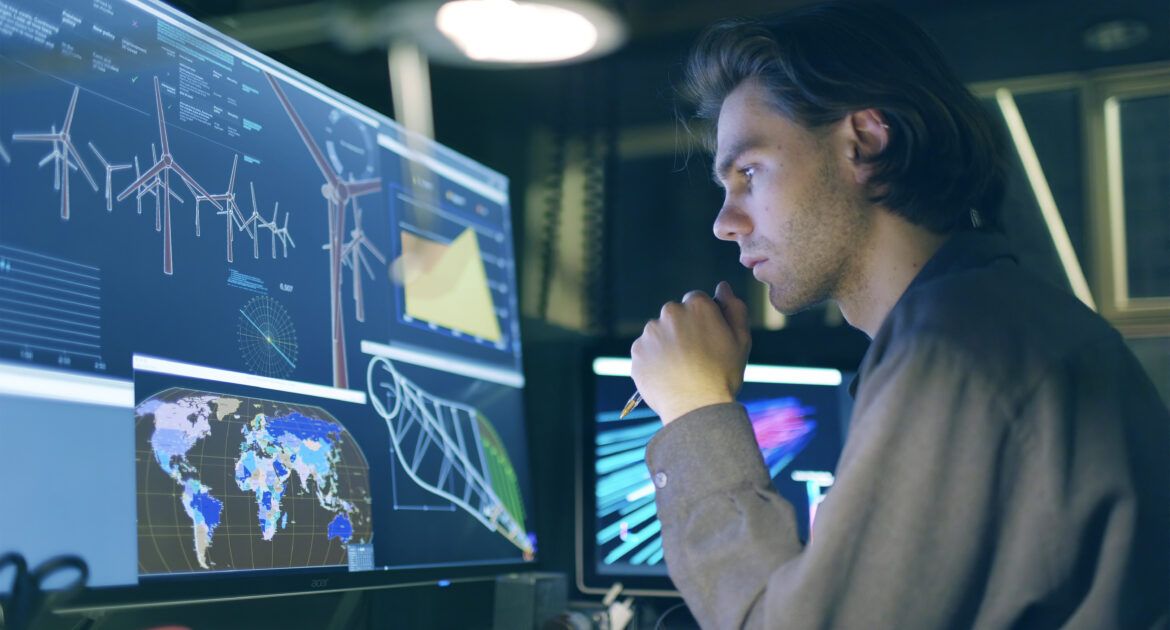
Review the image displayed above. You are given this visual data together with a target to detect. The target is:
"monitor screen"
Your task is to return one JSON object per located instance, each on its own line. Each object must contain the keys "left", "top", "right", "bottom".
{"left": 578, "top": 354, "right": 854, "bottom": 596}
{"left": 0, "top": 0, "right": 535, "bottom": 609}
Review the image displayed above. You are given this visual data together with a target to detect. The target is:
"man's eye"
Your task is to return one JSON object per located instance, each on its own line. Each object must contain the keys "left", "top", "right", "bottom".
{"left": 740, "top": 166, "right": 755, "bottom": 184}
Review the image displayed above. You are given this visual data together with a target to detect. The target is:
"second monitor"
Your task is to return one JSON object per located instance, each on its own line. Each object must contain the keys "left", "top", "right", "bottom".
{"left": 578, "top": 351, "right": 856, "bottom": 596}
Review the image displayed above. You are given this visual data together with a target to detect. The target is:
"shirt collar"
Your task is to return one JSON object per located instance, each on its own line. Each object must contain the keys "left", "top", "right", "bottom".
{"left": 904, "top": 229, "right": 1017, "bottom": 295}
{"left": 848, "top": 229, "right": 1018, "bottom": 399}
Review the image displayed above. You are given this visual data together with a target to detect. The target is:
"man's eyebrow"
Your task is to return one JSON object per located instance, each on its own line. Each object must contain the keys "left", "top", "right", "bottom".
{"left": 712, "top": 136, "right": 767, "bottom": 186}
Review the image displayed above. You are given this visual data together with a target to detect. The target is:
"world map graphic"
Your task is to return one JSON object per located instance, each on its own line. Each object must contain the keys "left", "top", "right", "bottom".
{"left": 135, "top": 388, "right": 372, "bottom": 574}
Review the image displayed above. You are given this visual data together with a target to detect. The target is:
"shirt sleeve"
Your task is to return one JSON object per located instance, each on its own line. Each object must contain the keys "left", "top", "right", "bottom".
{"left": 644, "top": 333, "right": 1027, "bottom": 629}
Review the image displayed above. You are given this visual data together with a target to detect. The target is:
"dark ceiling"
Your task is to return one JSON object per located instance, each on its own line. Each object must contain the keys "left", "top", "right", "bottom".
{"left": 172, "top": 0, "right": 1170, "bottom": 88}
{"left": 164, "top": 0, "right": 1170, "bottom": 154}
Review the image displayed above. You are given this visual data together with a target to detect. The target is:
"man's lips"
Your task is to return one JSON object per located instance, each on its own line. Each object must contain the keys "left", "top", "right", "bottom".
{"left": 740, "top": 256, "right": 767, "bottom": 269}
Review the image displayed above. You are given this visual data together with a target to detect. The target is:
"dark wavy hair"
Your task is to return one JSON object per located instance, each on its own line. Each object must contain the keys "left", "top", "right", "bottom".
{"left": 682, "top": 1, "right": 1007, "bottom": 233}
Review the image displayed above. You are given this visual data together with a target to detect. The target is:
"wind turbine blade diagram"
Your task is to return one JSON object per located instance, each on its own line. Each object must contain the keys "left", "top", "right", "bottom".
{"left": 11, "top": 85, "right": 97, "bottom": 220}
{"left": 366, "top": 356, "right": 532, "bottom": 556}
{"left": 266, "top": 71, "right": 381, "bottom": 390}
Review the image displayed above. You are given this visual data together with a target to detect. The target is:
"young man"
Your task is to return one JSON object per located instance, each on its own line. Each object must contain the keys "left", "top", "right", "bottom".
{"left": 629, "top": 2, "right": 1170, "bottom": 628}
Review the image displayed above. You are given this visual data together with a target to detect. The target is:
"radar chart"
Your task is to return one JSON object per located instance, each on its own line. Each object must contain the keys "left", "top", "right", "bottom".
{"left": 237, "top": 295, "right": 299, "bottom": 379}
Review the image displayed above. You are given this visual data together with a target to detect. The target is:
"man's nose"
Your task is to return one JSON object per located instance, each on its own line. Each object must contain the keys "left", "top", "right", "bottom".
{"left": 713, "top": 202, "right": 750, "bottom": 242}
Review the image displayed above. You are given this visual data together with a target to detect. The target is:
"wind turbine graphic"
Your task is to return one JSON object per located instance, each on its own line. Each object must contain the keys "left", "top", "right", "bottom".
{"left": 241, "top": 182, "right": 273, "bottom": 260}
{"left": 87, "top": 141, "right": 131, "bottom": 212}
{"left": 270, "top": 209, "right": 297, "bottom": 256}
{"left": 192, "top": 154, "right": 234, "bottom": 238}
{"left": 12, "top": 86, "right": 98, "bottom": 220}
{"left": 336, "top": 196, "right": 385, "bottom": 323}
{"left": 144, "top": 145, "right": 187, "bottom": 231}
{"left": 264, "top": 204, "right": 295, "bottom": 259}
{"left": 131, "top": 145, "right": 183, "bottom": 220}
{"left": 194, "top": 154, "right": 250, "bottom": 261}
{"left": 266, "top": 72, "right": 382, "bottom": 389}
{"left": 117, "top": 77, "right": 222, "bottom": 275}
{"left": 0, "top": 139, "right": 10, "bottom": 165}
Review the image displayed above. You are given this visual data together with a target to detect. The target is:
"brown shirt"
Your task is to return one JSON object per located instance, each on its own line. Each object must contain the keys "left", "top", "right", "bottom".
{"left": 646, "top": 231, "right": 1170, "bottom": 629}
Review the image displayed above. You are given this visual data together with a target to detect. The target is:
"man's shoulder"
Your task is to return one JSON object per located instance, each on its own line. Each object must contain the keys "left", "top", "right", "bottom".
{"left": 880, "top": 260, "right": 1124, "bottom": 395}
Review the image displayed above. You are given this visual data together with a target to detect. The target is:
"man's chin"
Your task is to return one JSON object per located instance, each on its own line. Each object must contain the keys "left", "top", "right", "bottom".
{"left": 767, "top": 286, "right": 826, "bottom": 316}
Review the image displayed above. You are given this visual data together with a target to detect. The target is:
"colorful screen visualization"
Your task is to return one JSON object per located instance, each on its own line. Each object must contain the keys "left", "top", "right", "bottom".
{"left": 0, "top": 0, "right": 534, "bottom": 606}
{"left": 585, "top": 357, "right": 853, "bottom": 585}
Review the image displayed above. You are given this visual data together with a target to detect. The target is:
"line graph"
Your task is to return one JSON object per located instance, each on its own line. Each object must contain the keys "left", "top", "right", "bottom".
{"left": 11, "top": 86, "right": 98, "bottom": 220}
{"left": 367, "top": 356, "right": 533, "bottom": 557}
{"left": 267, "top": 72, "right": 382, "bottom": 390}
{"left": 0, "top": 244, "right": 104, "bottom": 368}
{"left": 388, "top": 186, "right": 520, "bottom": 362}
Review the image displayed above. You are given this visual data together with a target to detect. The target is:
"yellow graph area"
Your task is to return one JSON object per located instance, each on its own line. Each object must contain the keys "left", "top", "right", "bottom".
{"left": 398, "top": 228, "right": 503, "bottom": 342}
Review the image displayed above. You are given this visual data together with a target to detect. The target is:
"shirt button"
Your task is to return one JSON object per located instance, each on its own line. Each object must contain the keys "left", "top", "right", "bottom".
{"left": 653, "top": 472, "right": 668, "bottom": 489}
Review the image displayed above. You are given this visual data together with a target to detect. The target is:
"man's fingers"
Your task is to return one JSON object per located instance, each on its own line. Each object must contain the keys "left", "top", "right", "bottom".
{"left": 677, "top": 285, "right": 749, "bottom": 348}
{"left": 714, "top": 281, "right": 751, "bottom": 346}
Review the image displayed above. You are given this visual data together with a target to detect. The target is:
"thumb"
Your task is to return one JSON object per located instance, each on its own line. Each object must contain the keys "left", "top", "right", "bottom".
{"left": 714, "top": 281, "right": 750, "bottom": 347}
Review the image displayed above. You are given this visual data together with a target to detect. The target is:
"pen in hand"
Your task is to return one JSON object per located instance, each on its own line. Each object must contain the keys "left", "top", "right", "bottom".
{"left": 618, "top": 390, "right": 642, "bottom": 420}
{"left": 620, "top": 295, "right": 722, "bottom": 420}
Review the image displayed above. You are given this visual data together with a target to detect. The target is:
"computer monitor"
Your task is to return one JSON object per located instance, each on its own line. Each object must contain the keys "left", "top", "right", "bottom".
{"left": 577, "top": 346, "right": 857, "bottom": 596}
{"left": 0, "top": 0, "right": 535, "bottom": 610}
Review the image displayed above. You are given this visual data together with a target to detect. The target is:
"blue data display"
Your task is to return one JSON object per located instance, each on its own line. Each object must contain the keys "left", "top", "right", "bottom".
{"left": 0, "top": 0, "right": 535, "bottom": 591}
{"left": 0, "top": 0, "right": 521, "bottom": 389}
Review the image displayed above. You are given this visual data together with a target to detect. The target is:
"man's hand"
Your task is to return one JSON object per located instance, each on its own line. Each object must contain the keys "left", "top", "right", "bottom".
{"left": 630, "top": 281, "right": 751, "bottom": 424}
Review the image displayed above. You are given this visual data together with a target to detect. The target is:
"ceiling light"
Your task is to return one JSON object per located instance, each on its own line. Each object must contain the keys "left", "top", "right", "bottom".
{"left": 434, "top": 0, "right": 623, "bottom": 65}
{"left": 1083, "top": 19, "right": 1150, "bottom": 53}
{"left": 326, "top": 0, "right": 625, "bottom": 67}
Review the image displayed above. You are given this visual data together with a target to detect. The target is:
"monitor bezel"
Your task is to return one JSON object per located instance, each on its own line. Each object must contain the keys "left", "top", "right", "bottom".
{"left": 58, "top": 561, "right": 510, "bottom": 613}
{"left": 575, "top": 329, "right": 868, "bottom": 597}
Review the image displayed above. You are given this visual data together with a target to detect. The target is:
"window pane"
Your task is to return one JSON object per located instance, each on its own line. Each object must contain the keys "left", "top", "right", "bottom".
{"left": 980, "top": 96, "right": 1072, "bottom": 296}
{"left": 1118, "top": 94, "right": 1170, "bottom": 299}
{"left": 1014, "top": 90, "right": 1087, "bottom": 272}
{"left": 1127, "top": 336, "right": 1170, "bottom": 410}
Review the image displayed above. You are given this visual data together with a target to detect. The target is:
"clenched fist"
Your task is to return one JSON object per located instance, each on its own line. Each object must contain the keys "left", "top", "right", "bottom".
{"left": 630, "top": 281, "right": 752, "bottom": 424}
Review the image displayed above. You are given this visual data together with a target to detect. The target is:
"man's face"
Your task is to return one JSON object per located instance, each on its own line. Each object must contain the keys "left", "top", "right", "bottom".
{"left": 712, "top": 79, "right": 870, "bottom": 314}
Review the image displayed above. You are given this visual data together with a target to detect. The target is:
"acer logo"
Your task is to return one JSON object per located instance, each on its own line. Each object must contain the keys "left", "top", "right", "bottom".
{"left": 310, "top": 579, "right": 329, "bottom": 589}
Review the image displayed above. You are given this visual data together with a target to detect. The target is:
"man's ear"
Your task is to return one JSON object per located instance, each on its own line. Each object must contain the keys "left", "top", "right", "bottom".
{"left": 844, "top": 108, "right": 889, "bottom": 185}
